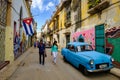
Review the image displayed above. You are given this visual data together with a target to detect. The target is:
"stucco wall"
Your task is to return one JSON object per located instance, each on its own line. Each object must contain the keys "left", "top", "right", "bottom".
{"left": 5, "top": 27, "right": 14, "bottom": 62}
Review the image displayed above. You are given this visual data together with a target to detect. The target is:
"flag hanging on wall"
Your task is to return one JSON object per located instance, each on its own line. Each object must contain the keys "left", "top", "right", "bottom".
{"left": 22, "top": 17, "right": 34, "bottom": 36}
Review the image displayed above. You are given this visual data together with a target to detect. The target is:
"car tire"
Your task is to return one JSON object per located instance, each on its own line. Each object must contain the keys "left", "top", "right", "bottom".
{"left": 63, "top": 56, "right": 67, "bottom": 62}
{"left": 79, "top": 65, "right": 89, "bottom": 76}
{"left": 105, "top": 70, "right": 110, "bottom": 73}
{"left": 83, "top": 67, "right": 89, "bottom": 76}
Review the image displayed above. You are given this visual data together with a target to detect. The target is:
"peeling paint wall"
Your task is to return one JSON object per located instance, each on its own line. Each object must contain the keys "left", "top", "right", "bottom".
{"left": 58, "top": 8, "right": 67, "bottom": 49}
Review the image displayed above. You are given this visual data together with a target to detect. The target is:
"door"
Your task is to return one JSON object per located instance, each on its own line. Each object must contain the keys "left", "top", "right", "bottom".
{"left": 66, "top": 34, "right": 70, "bottom": 46}
{"left": 67, "top": 45, "right": 76, "bottom": 64}
{"left": 95, "top": 24, "right": 105, "bottom": 53}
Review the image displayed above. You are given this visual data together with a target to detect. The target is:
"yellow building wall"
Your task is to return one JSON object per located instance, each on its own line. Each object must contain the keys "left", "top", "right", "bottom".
{"left": 81, "top": 0, "right": 120, "bottom": 29}
{"left": 49, "top": 8, "right": 66, "bottom": 31}
{"left": 81, "top": 0, "right": 88, "bottom": 21}
{"left": 5, "top": 27, "right": 14, "bottom": 62}
{"left": 58, "top": 8, "right": 66, "bottom": 30}
{"left": 5, "top": 0, "right": 14, "bottom": 63}
{"left": 59, "top": 9, "right": 65, "bottom": 30}
{"left": 58, "top": 12, "right": 61, "bottom": 30}
{"left": 81, "top": 0, "right": 98, "bottom": 28}
{"left": 49, "top": 21, "right": 54, "bottom": 30}
{"left": 111, "top": 0, "right": 119, "bottom": 3}
{"left": 63, "top": 9, "right": 66, "bottom": 29}
{"left": 81, "top": 0, "right": 89, "bottom": 28}
{"left": 112, "top": 0, "right": 120, "bottom": 24}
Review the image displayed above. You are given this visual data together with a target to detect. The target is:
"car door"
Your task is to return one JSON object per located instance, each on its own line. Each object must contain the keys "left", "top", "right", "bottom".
{"left": 71, "top": 45, "right": 86, "bottom": 68}
{"left": 64, "top": 45, "right": 72, "bottom": 62}
{"left": 70, "top": 46, "right": 80, "bottom": 67}
{"left": 67, "top": 45, "right": 77, "bottom": 66}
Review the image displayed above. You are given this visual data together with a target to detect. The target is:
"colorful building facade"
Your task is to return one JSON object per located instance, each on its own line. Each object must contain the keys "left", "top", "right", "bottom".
{"left": 72, "top": 0, "right": 120, "bottom": 67}
{"left": 45, "top": 0, "right": 120, "bottom": 67}
{"left": 0, "top": 0, "right": 12, "bottom": 69}
{"left": 0, "top": 0, "right": 33, "bottom": 70}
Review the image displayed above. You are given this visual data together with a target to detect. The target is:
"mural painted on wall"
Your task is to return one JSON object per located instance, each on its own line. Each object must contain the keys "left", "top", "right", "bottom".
{"left": 14, "top": 21, "right": 20, "bottom": 59}
{"left": 72, "top": 28, "right": 95, "bottom": 49}
{"left": 14, "top": 32, "right": 20, "bottom": 59}
{"left": 105, "top": 26, "right": 120, "bottom": 63}
{"left": 21, "top": 32, "right": 27, "bottom": 53}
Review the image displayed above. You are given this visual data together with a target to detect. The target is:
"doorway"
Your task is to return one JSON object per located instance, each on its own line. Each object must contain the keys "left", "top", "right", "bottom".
{"left": 66, "top": 34, "right": 70, "bottom": 46}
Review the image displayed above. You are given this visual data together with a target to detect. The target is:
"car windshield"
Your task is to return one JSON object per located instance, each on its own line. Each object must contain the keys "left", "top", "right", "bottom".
{"left": 77, "top": 45, "right": 93, "bottom": 52}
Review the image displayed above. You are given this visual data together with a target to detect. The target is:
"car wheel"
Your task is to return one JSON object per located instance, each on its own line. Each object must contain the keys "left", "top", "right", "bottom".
{"left": 63, "top": 56, "right": 67, "bottom": 62}
{"left": 79, "top": 65, "right": 89, "bottom": 75}
{"left": 83, "top": 67, "right": 89, "bottom": 76}
{"left": 105, "top": 70, "right": 110, "bottom": 73}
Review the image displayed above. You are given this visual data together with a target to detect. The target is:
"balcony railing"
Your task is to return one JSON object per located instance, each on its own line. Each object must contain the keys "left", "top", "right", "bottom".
{"left": 88, "top": 0, "right": 110, "bottom": 14}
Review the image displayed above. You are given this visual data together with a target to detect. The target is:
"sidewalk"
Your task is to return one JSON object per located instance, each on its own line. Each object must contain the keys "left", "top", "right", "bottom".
{"left": 110, "top": 67, "right": 120, "bottom": 77}
{"left": 0, "top": 47, "right": 33, "bottom": 80}
{"left": 0, "top": 47, "right": 120, "bottom": 80}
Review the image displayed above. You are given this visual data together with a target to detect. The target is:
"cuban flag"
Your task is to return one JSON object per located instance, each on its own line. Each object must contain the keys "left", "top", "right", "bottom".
{"left": 22, "top": 18, "right": 34, "bottom": 36}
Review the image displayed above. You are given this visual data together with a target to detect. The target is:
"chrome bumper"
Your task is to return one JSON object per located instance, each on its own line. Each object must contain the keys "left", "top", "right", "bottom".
{"left": 87, "top": 67, "right": 113, "bottom": 72}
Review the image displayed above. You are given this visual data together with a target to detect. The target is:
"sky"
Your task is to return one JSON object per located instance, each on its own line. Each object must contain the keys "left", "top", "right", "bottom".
{"left": 31, "top": 0, "right": 60, "bottom": 32}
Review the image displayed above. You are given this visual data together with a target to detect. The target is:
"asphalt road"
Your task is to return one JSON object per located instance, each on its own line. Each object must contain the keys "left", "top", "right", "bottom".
{"left": 8, "top": 48, "right": 120, "bottom": 80}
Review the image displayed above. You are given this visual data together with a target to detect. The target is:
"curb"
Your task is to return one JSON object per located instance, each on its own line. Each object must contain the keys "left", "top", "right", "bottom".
{"left": 0, "top": 47, "right": 33, "bottom": 80}
{"left": 110, "top": 68, "right": 120, "bottom": 78}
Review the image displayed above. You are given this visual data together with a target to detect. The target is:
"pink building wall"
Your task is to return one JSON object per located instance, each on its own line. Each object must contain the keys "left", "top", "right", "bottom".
{"left": 72, "top": 28, "right": 95, "bottom": 49}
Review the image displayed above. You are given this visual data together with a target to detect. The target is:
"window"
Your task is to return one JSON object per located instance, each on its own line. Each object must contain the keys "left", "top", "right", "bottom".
{"left": 66, "top": 11, "right": 71, "bottom": 22}
{"left": 66, "top": 45, "right": 70, "bottom": 49}
{"left": 70, "top": 45, "right": 76, "bottom": 52}
{"left": 67, "top": 45, "right": 75, "bottom": 52}
{"left": 77, "top": 45, "right": 93, "bottom": 52}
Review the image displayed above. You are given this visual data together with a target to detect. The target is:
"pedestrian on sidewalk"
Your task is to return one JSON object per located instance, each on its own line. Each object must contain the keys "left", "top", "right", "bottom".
{"left": 34, "top": 41, "right": 36, "bottom": 48}
{"left": 38, "top": 39, "right": 45, "bottom": 65}
{"left": 51, "top": 41, "right": 58, "bottom": 64}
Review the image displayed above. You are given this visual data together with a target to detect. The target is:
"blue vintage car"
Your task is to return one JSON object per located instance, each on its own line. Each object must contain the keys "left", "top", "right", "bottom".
{"left": 61, "top": 42, "right": 114, "bottom": 75}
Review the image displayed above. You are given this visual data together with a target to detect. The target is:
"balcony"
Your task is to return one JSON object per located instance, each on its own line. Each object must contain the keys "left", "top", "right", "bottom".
{"left": 88, "top": 0, "right": 110, "bottom": 14}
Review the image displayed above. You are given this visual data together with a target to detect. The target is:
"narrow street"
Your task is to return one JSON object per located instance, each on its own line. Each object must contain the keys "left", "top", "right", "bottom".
{"left": 1, "top": 0, "right": 120, "bottom": 80}
{"left": 7, "top": 47, "right": 119, "bottom": 80}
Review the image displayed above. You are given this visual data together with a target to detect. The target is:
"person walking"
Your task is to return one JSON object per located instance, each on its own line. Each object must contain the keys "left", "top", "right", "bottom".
{"left": 38, "top": 39, "right": 45, "bottom": 65}
{"left": 34, "top": 41, "right": 36, "bottom": 48}
{"left": 51, "top": 41, "right": 58, "bottom": 64}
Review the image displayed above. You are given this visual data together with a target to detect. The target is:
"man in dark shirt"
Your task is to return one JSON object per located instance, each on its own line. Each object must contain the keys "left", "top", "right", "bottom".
{"left": 38, "top": 39, "right": 45, "bottom": 65}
